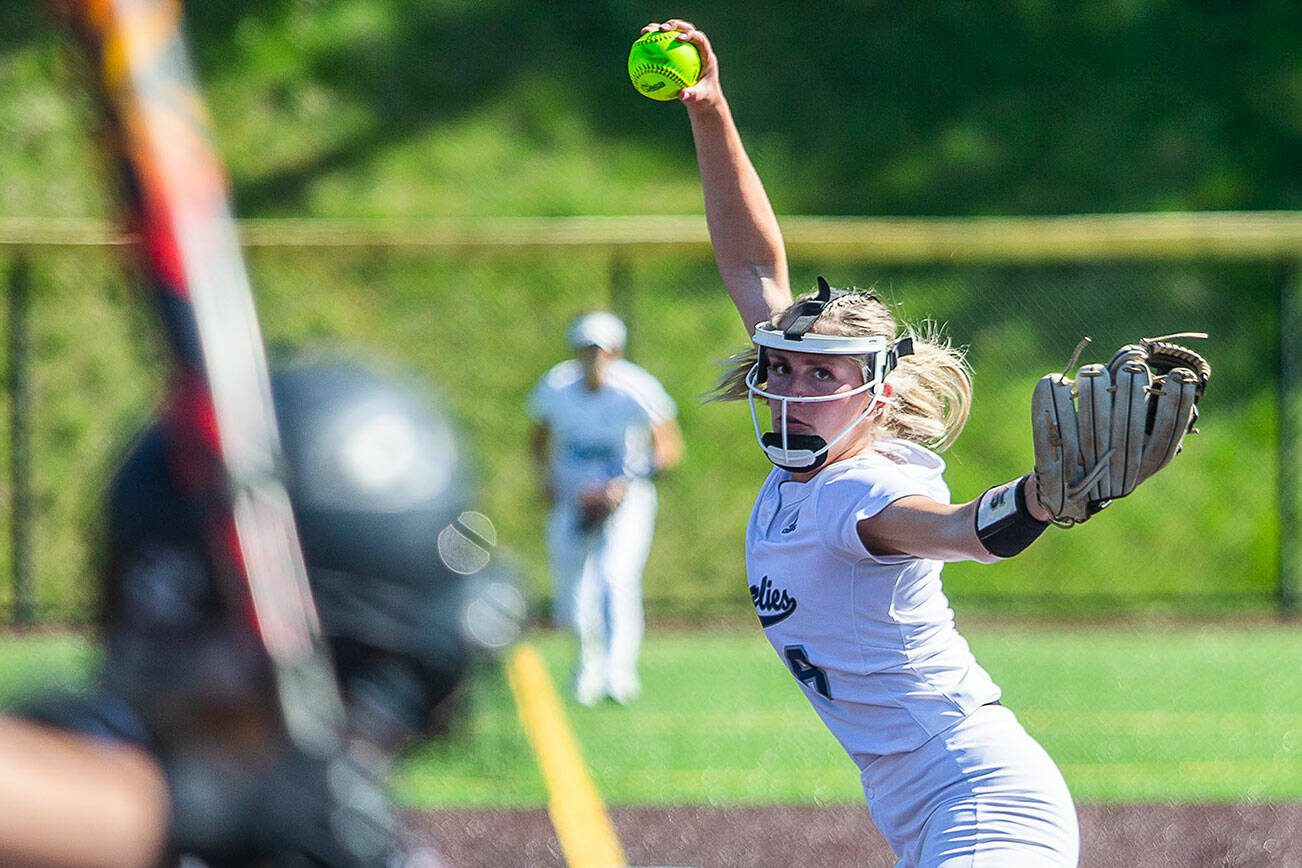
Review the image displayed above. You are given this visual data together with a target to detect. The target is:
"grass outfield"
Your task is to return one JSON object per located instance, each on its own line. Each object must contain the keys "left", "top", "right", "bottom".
{"left": 2, "top": 623, "right": 1299, "bottom": 807}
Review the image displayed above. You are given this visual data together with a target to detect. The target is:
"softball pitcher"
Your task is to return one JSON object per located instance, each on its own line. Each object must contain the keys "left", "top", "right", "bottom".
{"left": 650, "top": 18, "right": 1208, "bottom": 867}
{"left": 528, "top": 311, "right": 683, "bottom": 705}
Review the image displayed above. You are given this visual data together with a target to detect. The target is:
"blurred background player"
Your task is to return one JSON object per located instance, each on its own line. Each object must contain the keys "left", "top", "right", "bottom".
{"left": 527, "top": 311, "right": 683, "bottom": 705}
{"left": 0, "top": 357, "right": 520, "bottom": 866}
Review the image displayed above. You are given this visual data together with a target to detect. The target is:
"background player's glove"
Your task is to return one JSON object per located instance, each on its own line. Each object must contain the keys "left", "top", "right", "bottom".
{"left": 578, "top": 478, "right": 628, "bottom": 532}
{"left": 1032, "top": 334, "right": 1210, "bottom": 525}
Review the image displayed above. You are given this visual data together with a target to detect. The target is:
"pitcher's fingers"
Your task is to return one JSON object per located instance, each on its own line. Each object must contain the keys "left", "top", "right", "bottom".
{"left": 676, "top": 28, "right": 716, "bottom": 103}
{"left": 641, "top": 19, "right": 695, "bottom": 35}
{"left": 677, "top": 26, "right": 712, "bottom": 60}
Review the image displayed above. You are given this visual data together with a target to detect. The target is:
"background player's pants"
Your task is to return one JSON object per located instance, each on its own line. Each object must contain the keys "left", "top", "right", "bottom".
{"left": 546, "top": 480, "right": 657, "bottom": 697}
{"left": 859, "top": 703, "right": 1079, "bottom": 867}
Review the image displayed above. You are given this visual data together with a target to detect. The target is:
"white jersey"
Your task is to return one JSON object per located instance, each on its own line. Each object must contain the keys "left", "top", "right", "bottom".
{"left": 745, "top": 438, "right": 1000, "bottom": 763}
{"left": 527, "top": 358, "right": 676, "bottom": 504}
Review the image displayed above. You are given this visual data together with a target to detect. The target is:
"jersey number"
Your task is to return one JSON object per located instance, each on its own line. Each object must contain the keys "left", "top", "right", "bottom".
{"left": 784, "top": 644, "right": 832, "bottom": 699}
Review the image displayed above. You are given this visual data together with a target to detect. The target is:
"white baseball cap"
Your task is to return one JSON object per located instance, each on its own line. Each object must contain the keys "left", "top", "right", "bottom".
{"left": 566, "top": 311, "right": 626, "bottom": 352}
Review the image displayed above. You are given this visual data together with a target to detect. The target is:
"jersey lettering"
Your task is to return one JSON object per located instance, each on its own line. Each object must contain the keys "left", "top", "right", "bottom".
{"left": 751, "top": 576, "right": 797, "bottom": 627}
{"left": 784, "top": 644, "right": 831, "bottom": 699}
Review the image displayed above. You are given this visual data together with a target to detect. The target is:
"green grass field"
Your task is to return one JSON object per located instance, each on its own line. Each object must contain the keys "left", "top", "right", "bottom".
{"left": 6, "top": 624, "right": 1295, "bottom": 809}
{"left": 404, "top": 623, "right": 1302, "bottom": 807}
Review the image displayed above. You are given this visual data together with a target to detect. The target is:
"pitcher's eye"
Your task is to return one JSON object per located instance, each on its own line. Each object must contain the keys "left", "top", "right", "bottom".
{"left": 813, "top": 367, "right": 834, "bottom": 380}
{"left": 770, "top": 361, "right": 791, "bottom": 375}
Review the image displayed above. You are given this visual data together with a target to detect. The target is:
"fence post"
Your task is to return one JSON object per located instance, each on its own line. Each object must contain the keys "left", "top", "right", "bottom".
{"left": 7, "top": 255, "right": 34, "bottom": 625}
{"left": 609, "top": 251, "right": 633, "bottom": 355}
{"left": 1281, "top": 259, "right": 1301, "bottom": 616}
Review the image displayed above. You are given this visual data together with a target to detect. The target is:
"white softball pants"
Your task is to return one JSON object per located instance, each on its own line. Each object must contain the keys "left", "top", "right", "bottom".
{"left": 546, "top": 479, "right": 657, "bottom": 688}
{"left": 860, "top": 703, "right": 1079, "bottom": 867}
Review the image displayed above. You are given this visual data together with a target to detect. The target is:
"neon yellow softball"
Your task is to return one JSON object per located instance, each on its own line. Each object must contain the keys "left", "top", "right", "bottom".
{"left": 628, "top": 30, "right": 701, "bottom": 101}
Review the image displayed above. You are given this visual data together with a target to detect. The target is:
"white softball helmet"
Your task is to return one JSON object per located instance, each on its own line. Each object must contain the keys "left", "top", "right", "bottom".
{"left": 566, "top": 311, "right": 626, "bottom": 352}
{"left": 747, "top": 277, "right": 913, "bottom": 472}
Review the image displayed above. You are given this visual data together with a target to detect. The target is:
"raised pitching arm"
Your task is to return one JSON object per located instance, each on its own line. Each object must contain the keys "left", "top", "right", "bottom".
{"left": 645, "top": 19, "right": 793, "bottom": 332}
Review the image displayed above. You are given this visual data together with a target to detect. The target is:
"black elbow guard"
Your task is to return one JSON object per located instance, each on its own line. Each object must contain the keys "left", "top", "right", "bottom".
{"left": 975, "top": 474, "right": 1050, "bottom": 558}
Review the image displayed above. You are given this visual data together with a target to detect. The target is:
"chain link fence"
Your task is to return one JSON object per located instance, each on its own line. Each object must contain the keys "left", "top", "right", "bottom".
{"left": 3, "top": 214, "right": 1300, "bottom": 623}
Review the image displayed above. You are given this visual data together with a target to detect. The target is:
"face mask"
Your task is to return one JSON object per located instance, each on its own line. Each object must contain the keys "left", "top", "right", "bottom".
{"left": 746, "top": 364, "right": 885, "bottom": 471}
{"left": 745, "top": 277, "right": 912, "bottom": 472}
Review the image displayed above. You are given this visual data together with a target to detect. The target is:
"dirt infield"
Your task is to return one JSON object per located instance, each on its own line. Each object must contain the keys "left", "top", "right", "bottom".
{"left": 410, "top": 804, "right": 1302, "bottom": 867}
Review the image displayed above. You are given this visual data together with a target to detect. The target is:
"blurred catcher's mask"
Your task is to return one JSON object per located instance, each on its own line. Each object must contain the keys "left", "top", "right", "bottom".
{"left": 746, "top": 277, "right": 913, "bottom": 472}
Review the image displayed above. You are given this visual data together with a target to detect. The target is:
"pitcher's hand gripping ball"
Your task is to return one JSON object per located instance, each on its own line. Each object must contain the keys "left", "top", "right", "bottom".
{"left": 1032, "top": 334, "right": 1210, "bottom": 525}
{"left": 628, "top": 30, "right": 701, "bottom": 101}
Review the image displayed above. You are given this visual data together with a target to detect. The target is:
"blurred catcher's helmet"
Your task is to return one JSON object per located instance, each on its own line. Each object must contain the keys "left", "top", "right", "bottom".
{"left": 102, "top": 359, "right": 521, "bottom": 743}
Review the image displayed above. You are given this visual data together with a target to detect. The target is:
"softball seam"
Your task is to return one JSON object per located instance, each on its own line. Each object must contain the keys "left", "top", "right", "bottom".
{"left": 630, "top": 63, "right": 693, "bottom": 89}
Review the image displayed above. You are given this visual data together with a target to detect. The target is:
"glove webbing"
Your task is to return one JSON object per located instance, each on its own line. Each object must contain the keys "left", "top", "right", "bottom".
{"left": 1142, "top": 336, "right": 1211, "bottom": 398}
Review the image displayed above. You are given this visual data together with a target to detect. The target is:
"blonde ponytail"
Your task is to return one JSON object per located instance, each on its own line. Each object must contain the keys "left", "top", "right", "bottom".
{"left": 879, "top": 320, "right": 972, "bottom": 452}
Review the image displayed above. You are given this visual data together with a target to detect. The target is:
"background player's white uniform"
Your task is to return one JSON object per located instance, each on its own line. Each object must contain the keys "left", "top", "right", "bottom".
{"left": 528, "top": 356, "right": 676, "bottom": 702}
{"left": 747, "top": 438, "right": 1079, "bottom": 866}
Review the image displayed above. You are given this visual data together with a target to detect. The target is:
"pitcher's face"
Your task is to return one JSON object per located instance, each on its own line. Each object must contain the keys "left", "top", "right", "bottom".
{"left": 763, "top": 349, "right": 880, "bottom": 464}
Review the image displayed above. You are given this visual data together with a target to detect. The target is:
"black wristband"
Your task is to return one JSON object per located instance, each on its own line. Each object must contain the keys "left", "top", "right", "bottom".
{"left": 975, "top": 474, "right": 1050, "bottom": 558}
